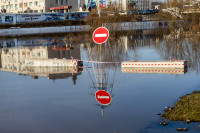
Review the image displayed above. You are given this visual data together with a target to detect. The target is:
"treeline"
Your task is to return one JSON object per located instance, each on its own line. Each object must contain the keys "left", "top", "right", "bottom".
{"left": 160, "top": 0, "right": 200, "bottom": 35}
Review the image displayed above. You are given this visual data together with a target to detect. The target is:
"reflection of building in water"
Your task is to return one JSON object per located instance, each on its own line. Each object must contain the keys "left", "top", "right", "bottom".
{"left": 118, "top": 30, "right": 158, "bottom": 51}
{"left": 0, "top": 34, "right": 92, "bottom": 47}
{"left": 0, "top": 44, "right": 81, "bottom": 81}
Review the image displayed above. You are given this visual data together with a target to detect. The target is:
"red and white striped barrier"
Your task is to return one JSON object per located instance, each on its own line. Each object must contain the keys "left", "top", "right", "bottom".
{"left": 170, "top": 57, "right": 186, "bottom": 62}
{"left": 122, "top": 68, "right": 186, "bottom": 74}
{"left": 72, "top": 58, "right": 187, "bottom": 69}
{"left": 71, "top": 59, "right": 83, "bottom": 67}
{"left": 121, "top": 60, "right": 187, "bottom": 68}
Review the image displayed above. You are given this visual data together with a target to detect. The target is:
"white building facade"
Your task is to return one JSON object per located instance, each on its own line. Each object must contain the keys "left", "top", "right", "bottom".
{"left": 0, "top": 0, "right": 79, "bottom": 13}
{"left": 116, "top": 0, "right": 151, "bottom": 11}
{"left": 135, "top": 0, "right": 151, "bottom": 10}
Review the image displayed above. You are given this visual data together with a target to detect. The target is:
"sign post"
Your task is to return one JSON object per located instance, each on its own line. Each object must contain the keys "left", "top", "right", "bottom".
{"left": 92, "top": 27, "right": 109, "bottom": 44}
{"left": 95, "top": 90, "right": 111, "bottom": 105}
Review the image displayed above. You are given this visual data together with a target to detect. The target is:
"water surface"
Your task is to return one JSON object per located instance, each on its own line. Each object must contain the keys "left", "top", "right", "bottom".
{"left": 0, "top": 31, "right": 200, "bottom": 133}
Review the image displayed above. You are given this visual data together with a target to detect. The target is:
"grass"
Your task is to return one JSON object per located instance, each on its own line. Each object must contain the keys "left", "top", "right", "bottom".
{"left": 162, "top": 91, "right": 200, "bottom": 122}
{"left": 0, "top": 14, "right": 140, "bottom": 29}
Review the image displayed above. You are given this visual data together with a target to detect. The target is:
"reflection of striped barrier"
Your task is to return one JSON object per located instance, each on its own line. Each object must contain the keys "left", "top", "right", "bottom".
{"left": 25, "top": 66, "right": 82, "bottom": 74}
{"left": 121, "top": 60, "right": 187, "bottom": 68}
{"left": 122, "top": 67, "right": 187, "bottom": 74}
{"left": 25, "top": 59, "right": 83, "bottom": 67}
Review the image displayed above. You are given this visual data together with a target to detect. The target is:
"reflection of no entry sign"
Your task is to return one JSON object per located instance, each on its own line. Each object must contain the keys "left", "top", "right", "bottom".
{"left": 95, "top": 90, "right": 111, "bottom": 105}
{"left": 93, "top": 27, "right": 109, "bottom": 44}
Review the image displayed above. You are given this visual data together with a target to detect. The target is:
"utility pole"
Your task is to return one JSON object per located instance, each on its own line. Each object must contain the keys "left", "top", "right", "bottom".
{"left": 59, "top": 0, "right": 61, "bottom": 13}
{"left": 86, "top": 0, "right": 91, "bottom": 11}
{"left": 8, "top": 0, "right": 10, "bottom": 13}
{"left": 96, "top": 0, "right": 101, "bottom": 17}
{"left": 22, "top": 0, "right": 24, "bottom": 13}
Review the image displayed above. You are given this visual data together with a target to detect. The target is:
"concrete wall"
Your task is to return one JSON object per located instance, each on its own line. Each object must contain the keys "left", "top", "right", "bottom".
{"left": 0, "top": 25, "right": 90, "bottom": 36}
{"left": 103, "top": 21, "right": 170, "bottom": 31}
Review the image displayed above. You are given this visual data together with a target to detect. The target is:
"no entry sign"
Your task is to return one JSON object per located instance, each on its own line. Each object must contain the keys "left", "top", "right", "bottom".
{"left": 93, "top": 27, "right": 109, "bottom": 44}
{"left": 95, "top": 90, "right": 111, "bottom": 105}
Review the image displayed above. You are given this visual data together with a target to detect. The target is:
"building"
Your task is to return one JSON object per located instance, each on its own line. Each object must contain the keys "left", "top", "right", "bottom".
{"left": 0, "top": 0, "right": 79, "bottom": 13}
{"left": 134, "top": 0, "right": 151, "bottom": 10}
{"left": 116, "top": 0, "right": 151, "bottom": 11}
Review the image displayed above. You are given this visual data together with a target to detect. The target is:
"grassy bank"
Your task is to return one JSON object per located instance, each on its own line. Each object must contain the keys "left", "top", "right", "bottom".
{"left": 87, "top": 15, "right": 138, "bottom": 28}
{"left": 162, "top": 91, "right": 200, "bottom": 122}
{"left": 0, "top": 15, "right": 139, "bottom": 29}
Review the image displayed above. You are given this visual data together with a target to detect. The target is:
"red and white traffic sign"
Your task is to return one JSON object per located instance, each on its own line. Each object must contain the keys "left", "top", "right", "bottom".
{"left": 95, "top": 90, "right": 111, "bottom": 105}
{"left": 92, "top": 27, "right": 109, "bottom": 44}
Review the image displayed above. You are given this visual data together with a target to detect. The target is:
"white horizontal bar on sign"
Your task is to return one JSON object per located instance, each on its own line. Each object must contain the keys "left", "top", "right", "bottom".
{"left": 95, "top": 34, "right": 107, "bottom": 37}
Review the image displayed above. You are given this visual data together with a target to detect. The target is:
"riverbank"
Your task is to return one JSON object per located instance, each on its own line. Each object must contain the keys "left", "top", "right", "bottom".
{"left": 162, "top": 91, "right": 200, "bottom": 122}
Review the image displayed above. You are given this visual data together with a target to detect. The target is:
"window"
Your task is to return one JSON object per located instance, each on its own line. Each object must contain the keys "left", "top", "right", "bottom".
{"left": 19, "top": 3, "right": 22, "bottom": 8}
{"left": 15, "top": 0, "right": 17, "bottom": 2}
{"left": 6, "top": 5, "right": 8, "bottom": 9}
{"left": 32, "top": 52, "right": 35, "bottom": 56}
{"left": 61, "top": 0, "right": 63, "bottom": 4}
{"left": 39, "top": 1, "right": 43, "bottom": 6}
{"left": 10, "top": 4, "right": 13, "bottom": 9}
{"left": 29, "top": 2, "right": 32, "bottom": 6}
{"left": 34, "top": 1, "right": 38, "bottom": 6}
{"left": 24, "top": 3, "right": 27, "bottom": 7}
{"left": 42, "top": 51, "right": 46, "bottom": 57}
{"left": 66, "top": 0, "right": 68, "bottom": 4}
{"left": 37, "top": 52, "right": 40, "bottom": 57}
{"left": 15, "top": 4, "right": 17, "bottom": 9}
{"left": 22, "top": 51, "right": 25, "bottom": 55}
{"left": 56, "top": 0, "right": 58, "bottom": 4}
{"left": 40, "top": 9, "right": 43, "bottom": 12}
{"left": 34, "top": 10, "right": 38, "bottom": 13}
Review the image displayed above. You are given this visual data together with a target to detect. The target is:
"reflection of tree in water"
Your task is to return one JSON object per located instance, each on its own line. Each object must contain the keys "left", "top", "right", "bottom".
{"left": 110, "top": 36, "right": 139, "bottom": 63}
{"left": 83, "top": 30, "right": 170, "bottom": 68}
{"left": 155, "top": 33, "right": 200, "bottom": 72}
{"left": 84, "top": 39, "right": 130, "bottom": 69}
{"left": 85, "top": 30, "right": 164, "bottom": 116}
{"left": 84, "top": 34, "right": 149, "bottom": 68}
{"left": 109, "top": 30, "right": 164, "bottom": 62}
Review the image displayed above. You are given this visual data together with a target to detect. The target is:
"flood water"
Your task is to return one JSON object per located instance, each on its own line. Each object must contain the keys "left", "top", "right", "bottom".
{"left": 0, "top": 31, "right": 200, "bottom": 133}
